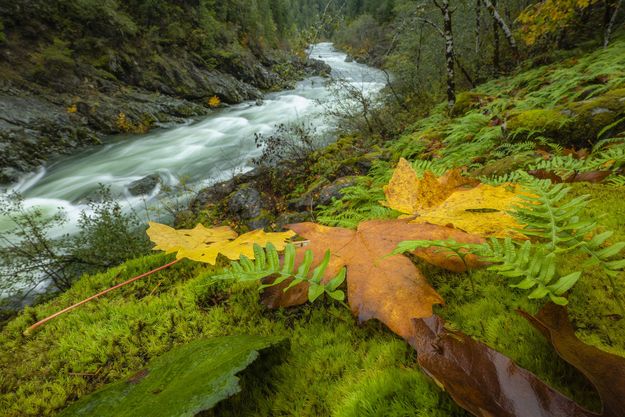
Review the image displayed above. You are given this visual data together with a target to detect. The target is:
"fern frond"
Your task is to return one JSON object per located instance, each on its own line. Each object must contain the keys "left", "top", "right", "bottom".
{"left": 607, "top": 175, "right": 625, "bottom": 187}
{"left": 512, "top": 178, "right": 595, "bottom": 252}
{"left": 212, "top": 243, "right": 346, "bottom": 304}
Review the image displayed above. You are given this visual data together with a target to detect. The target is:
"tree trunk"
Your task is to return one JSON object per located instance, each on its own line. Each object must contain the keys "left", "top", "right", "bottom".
{"left": 436, "top": 0, "right": 456, "bottom": 109}
{"left": 475, "top": 0, "right": 482, "bottom": 55}
{"left": 492, "top": 0, "right": 500, "bottom": 76}
{"left": 481, "top": 0, "right": 518, "bottom": 59}
{"left": 605, "top": 0, "right": 624, "bottom": 47}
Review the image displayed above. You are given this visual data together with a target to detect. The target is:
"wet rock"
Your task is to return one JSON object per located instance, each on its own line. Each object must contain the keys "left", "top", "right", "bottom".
{"left": 192, "top": 180, "right": 236, "bottom": 208}
{"left": 317, "top": 177, "right": 358, "bottom": 206}
{"left": 305, "top": 58, "right": 332, "bottom": 77}
{"left": 256, "top": 98, "right": 264, "bottom": 106}
{"left": 246, "top": 210, "right": 273, "bottom": 230}
{"left": 345, "top": 55, "right": 354, "bottom": 63}
{"left": 127, "top": 174, "right": 162, "bottom": 196}
{"left": 228, "top": 187, "right": 264, "bottom": 219}
{"left": 289, "top": 176, "right": 357, "bottom": 211}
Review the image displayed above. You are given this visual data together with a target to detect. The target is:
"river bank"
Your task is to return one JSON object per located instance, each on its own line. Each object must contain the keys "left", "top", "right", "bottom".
{"left": 0, "top": 49, "right": 331, "bottom": 185}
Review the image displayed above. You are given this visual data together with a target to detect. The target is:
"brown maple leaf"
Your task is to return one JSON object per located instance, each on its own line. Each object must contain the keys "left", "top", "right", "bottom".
{"left": 519, "top": 304, "right": 625, "bottom": 417}
{"left": 408, "top": 315, "right": 595, "bottom": 417}
{"left": 262, "top": 219, "right": 484, "bottom": 339}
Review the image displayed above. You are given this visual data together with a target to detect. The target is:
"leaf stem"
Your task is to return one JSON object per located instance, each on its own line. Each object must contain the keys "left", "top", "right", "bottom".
{"left": 24, "top": 258, "right": 182, "bottom": 335}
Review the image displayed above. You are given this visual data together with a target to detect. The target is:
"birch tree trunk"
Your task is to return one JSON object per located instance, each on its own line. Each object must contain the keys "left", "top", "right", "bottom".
{"left": 492, "top": 0, "right": 500, "bottom": 76}
{"left": 481, "top": 0, "right": 518, "bottom": 58}
{"left": 605, "top": 0, "right": 624, "bottom": 47}
{"left": 435, "top": 0, "right": 456, "bottom": 109}
{"left": 475, "top": 0, "right": 482, "bottom": 55}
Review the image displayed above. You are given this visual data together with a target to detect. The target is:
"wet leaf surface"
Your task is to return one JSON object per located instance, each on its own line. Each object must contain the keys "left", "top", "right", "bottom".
{"left": 263, "top": 220, "right": 484, "bottom": 338}
{"left": 58, "top": 335, "right": 288, "bottom": 417}
{"left": 519, "top": 303, "right": 625, "bottom": 417}
{"left": 407, "top": 315, "right": 595, "bottom": 417}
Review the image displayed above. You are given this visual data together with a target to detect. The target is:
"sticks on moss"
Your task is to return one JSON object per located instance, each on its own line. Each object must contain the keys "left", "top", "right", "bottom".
{"left": 24, "top": 258, "right": 182, "bottom": 335}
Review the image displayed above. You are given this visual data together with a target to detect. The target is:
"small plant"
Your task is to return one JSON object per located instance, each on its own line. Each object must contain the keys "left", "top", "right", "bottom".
{"left": 213, "top": 243, "right": 347, "bottom": 304}
{"left": 253, "top": 121, "right": 320, "bottom": 167}
{"left": 208, "top": 95, "right": 221, "bottom": 108}
{"left": 116, "top": 112, "right": 150, "bottom": 134}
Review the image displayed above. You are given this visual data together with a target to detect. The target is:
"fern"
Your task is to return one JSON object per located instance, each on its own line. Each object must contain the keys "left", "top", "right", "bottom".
{"left": 528, "top": 155, "right": 588, "bottom": 177}
{"left": 479, "top": 170, "right": 527, "bottom": 186}
{"left": 212, "top": 243, "right": 346, "bottom": 304}
{"left": 394, "top": 178, "right": 625, "bottom": 309}
{"left": 607, "top": 175, "right": 625, "bottom": 187}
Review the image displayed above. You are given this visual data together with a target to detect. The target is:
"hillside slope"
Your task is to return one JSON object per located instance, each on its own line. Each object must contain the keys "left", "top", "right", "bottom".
{"left": 2, "top": 32, "right": 625, "bottom": 417}
{"left": 0, "top": 1, "right": 330, "bottom": 184}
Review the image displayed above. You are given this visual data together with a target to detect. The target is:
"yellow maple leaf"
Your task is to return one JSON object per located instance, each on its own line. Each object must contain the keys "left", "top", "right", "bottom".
{"left": 382, "top": 158, "right": 474, "bottom": 214}
{"left": 178, "top": 229, "right": 296, "bottom": 264}
{"left": 410, "top": 184, "right": 527, "bottom": 239}
{"left": 146, "top": 222, "right": 238, "bottom": 254}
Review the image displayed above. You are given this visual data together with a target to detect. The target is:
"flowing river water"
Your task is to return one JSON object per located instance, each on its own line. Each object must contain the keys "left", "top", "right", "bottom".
{"left": 0, "top": 43, "right": 385, "bottom": 296}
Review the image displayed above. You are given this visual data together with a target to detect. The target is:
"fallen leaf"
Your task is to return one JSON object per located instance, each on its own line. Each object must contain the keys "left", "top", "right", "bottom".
{"left": 178, "top": 229, "right": 296, "bottom": 264}
{"left": 147, "top": 222, "right": 237, "bottom": 254}
{"left": 565, "top": 171, "right": 612, "bottom": 184}
{"left": 147, "top": 222, "right": 295, "bottom": 265}
{"left": 382, "top": 158, "right": 473, "bottom": 214}
{"left": 411, "top": 184, "right": 527, "bottom": 239}
{"left": 263, "top": 220, "right": 484, "bottom": 339}
{"left": 58, "top": 335, "right": 288, "bottom": 417}
{"left": 528, "top": 169, "right": 565, "bottom": 183}
{"left": 519, "top": 303, "right": 625, "bottom": 417}
{"left": 407, "top": 315, "right": 595, "bottom": 417}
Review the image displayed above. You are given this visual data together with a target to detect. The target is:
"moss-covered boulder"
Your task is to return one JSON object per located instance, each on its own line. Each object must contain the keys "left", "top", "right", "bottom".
{"left": 506, "top": 109, "right": 572, "bottom": 140}
{"left": 452, "top": 92, "right": 490, "bottom": 116}
{"left": 506, "top": 89, "right": 625, "bottom": 146}
{"left": 564, "top": 88, "right": 625, "bottom": 145}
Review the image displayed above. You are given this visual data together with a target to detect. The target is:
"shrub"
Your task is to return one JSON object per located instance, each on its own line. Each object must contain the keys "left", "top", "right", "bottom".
{"left": 0, "top": 187, "right": 150, "bottom": 302}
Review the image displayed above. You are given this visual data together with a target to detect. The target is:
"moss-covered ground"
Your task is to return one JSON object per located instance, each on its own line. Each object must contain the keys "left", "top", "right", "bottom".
{"left": 2, "top": 38, "right": 625, "bottom": 417}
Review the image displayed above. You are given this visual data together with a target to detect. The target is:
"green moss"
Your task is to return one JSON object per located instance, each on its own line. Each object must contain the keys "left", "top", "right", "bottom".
{"left": 506, "top": 109, "right": 572, "bottom": 139}
{"left": 0, "top": 253, "right": 454, "bottom": 417}
{"left": 563, "top": 88, "right": 625, "bottom": 145}
{"left": 451, "top": 92, "right": 488, "bottom": 117}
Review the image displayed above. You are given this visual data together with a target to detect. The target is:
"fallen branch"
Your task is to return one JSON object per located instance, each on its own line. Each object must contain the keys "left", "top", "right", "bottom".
{"left": 24, "top": 258, "right": 182, "bottom": 335}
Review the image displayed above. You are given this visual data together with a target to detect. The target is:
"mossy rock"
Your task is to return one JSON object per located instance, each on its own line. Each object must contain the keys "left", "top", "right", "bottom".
{"left": 452, "top": 92, "right": 488, "bottom": 116}
{"left": 471, "top": 153, "right": 535, "bottom": 177}
{"left": 563, "top": 88, "right": 625, "bottom": 146}
{"left": 506, "top": 109, "right": 572, "bottom": 140}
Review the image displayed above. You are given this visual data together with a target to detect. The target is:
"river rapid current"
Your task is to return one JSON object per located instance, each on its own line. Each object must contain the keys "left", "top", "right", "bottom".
{"left": 1, "top": 43, "right": 385, "bottom": 242}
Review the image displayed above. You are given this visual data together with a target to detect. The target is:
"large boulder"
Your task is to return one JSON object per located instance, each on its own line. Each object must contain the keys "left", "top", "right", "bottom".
{"left": 506, "top": 88, "right": 625, "bottom": 147}
{"left": 289, "top": 176, "right": 357, "bottom": 211}
{"left": 228, "top": 187, "right": 265, "bottom": 220}
{"left": 127, "top": 174, "right": 162, "bottom": 196}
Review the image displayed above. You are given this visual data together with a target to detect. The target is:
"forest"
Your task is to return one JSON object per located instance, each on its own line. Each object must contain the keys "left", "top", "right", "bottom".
{"left": 1, "top": 0, "right": 625, "bottom": 416}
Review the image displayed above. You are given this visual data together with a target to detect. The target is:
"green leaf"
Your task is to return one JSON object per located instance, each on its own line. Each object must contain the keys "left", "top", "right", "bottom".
{"left": 326, "top": 268, "right": 346, "bottom": 291}
{"left": 58, "top": 336, "right": 288, "bottom": 417}
{"left": 547, "top": 271, "right": 582, "bottom": 295}
{"left": 308, "top": 284, "right": 325, "bottom": 303}
{"left": 327, "top": 289, "right": 346, "bottom": 301}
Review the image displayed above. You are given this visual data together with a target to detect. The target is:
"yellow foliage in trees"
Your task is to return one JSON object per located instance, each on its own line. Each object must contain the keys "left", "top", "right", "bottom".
{"left": 67, "top": 104, "right": 78, "bottom": 114}
{"left": 518, "top": 0, "right": 600, "bottom": 45}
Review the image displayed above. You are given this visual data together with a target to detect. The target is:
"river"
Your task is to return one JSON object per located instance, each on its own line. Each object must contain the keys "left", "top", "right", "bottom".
{"left": 1, "top": 43, "right": 385, "bottom": 240}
